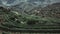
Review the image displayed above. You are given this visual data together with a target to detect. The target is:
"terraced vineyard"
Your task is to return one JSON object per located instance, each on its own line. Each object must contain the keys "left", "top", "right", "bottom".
{"left": 0, "top": 3, "right": 60, "bottom": 34}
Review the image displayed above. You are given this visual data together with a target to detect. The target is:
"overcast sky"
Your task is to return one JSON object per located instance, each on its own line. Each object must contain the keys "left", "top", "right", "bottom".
{"left": 0, "top": 0, "right": 60, "bottom": 6}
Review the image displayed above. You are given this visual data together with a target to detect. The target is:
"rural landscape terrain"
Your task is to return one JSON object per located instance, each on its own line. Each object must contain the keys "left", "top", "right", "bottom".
{"left": 0, "top": 0, "right": 60, "bottom": 34}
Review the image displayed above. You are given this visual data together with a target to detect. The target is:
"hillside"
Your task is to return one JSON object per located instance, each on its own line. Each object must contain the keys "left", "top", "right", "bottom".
{"left": 30, "top": 3, "right": 60, "bottom": 19}
{"left": 0, "top": 3, "right": 60, "bottom": 33}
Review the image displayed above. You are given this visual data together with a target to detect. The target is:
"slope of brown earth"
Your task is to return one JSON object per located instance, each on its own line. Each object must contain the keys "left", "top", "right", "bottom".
{"left": 35, "top": 3, "right": 60, "bottom": 19}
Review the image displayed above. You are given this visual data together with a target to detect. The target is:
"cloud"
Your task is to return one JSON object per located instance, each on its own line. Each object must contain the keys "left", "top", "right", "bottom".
{"left": 0, "top": 0, "right": 60, "bottom": 7}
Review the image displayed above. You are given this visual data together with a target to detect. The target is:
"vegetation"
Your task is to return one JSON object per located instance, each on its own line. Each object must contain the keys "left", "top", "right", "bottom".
{"left": 0, "top": 4, "right": 60, "bottom": 30}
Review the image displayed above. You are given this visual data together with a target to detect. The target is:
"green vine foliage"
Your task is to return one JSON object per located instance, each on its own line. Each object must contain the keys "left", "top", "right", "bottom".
{"left": 0, "top": 7, "right": 60, "bottom": 30}
{"left": 2, "top": 32, "right": 10, "bottom": 34}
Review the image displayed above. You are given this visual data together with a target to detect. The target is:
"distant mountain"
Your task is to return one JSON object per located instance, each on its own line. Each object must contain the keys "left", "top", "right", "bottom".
{"left": 27, "top": 0, "right": 45, "bottom": 5}
{"left": 27, "top": 0, "right": 45, "bottom": 2}
{"left": 0, "top": 0, "right": 21, "bottom": 6}
{"left": 0, "top": 0, "right": 60, "bottom": 14}
{"left": 7, "top": 0, "right": 15, "bottom": 4}
{"left": 11, "top": 2, "right": 36, "bottom": 13}
{"left": 0, "top": 0, "right": 2, "bottom": 4}
{"left": 0, "top": 0, "right": 60, "bottom": 7}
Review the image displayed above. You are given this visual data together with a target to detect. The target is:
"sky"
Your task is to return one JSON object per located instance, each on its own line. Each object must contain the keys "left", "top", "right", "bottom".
{"left": 0, "top": 0, "right": 60, "bottom": 6}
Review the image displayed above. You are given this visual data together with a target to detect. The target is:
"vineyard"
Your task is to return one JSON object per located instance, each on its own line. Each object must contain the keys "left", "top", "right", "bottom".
{"left": 0, "top": 3, "right": 60, "bottom": 34}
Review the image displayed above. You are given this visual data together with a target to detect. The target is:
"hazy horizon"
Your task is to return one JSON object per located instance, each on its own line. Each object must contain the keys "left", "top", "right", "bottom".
{"left": 0, "top": 0, "right": 60, "bottom": 7}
